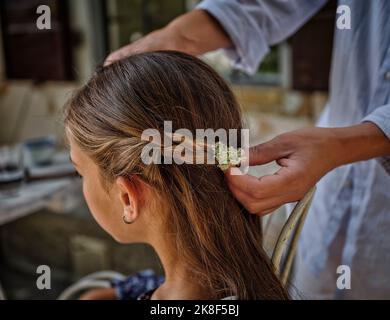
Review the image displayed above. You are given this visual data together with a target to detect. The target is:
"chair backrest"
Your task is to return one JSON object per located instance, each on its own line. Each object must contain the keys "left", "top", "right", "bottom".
{"left": 57, "top": 271, "right": 125, "bottom": 300}
{"left": 271, "top": 187, "right": 316, "bottom": 285}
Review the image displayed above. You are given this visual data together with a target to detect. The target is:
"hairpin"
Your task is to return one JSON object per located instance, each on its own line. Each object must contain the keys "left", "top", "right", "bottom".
{"left": 212, "top": 141, "right": 246, "bottom": 171}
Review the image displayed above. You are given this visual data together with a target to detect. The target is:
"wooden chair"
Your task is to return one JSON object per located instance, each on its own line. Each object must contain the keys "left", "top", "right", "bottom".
{"left": 271, "top": 187, "right": 316, "bottom": 285}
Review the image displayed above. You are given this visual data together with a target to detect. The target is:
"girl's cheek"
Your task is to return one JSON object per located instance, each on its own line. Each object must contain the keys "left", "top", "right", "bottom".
{"left": 82, "top": 178, "right": 110, "bottom": 220}
{"left": 82, "top": 180, "right": 90, "bottom": 206}
{"left": 82, "top": 179, "right": 97, "bottom": 216}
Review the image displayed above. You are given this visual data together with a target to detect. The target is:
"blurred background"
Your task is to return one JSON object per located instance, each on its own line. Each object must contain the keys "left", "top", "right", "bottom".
{"left": 0, "top": 0, "right": 336, "bottom": 299}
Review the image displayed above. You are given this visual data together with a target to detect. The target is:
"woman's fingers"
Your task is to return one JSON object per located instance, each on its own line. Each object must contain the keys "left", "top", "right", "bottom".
{"left": 104, "top": 45, "right": 133, "bottom": 66}
{"left": 227, "top": 166, "right": 293, "bottom": 199}
{"left": 248, "top": 137, "right": 290, "bottom": 166}
{"left": 225, "top": 128, "right": 349, "bottom": 215}
{"left": 226, "top": 162, "right": 309, "bottom": 214}
{"left": 227, "top": 179, "right": 290, "bottom": 215}
{"left": 259, "top": 206, "right": 281, "bottom": 216}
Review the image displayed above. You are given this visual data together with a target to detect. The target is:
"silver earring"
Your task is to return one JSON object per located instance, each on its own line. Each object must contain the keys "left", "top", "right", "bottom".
{"left": 123, "top": 215, "right": 134, "bottom": 224}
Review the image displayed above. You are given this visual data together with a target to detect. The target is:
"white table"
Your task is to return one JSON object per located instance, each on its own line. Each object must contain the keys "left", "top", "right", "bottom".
{"left": 0, "top": 177, "right": 83, "bottom": 226}
{"left": 0, "top": 177, "right": 83, "bottom": 300}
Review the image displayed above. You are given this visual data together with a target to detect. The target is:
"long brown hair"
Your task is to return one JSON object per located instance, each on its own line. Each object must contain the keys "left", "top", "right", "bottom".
{"left": 64, "top": 51, "right": 288, "bottom": 299}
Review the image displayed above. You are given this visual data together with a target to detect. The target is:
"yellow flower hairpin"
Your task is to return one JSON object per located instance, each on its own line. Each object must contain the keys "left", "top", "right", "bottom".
{"left": 212, "top": 141, "right": 246, "bottom": 171}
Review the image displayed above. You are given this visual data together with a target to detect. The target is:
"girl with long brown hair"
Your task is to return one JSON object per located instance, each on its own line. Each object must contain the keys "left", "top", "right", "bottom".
{"left": 64, "top": 51, "right": 288, "bottom": 300}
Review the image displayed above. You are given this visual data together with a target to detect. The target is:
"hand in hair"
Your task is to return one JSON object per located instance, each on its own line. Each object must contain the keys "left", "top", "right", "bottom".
{"left": 225, "top": 123, "right": 390, "bottom": 216}
{"left": 104, "top": 9, "right": 231, "bottom": 66}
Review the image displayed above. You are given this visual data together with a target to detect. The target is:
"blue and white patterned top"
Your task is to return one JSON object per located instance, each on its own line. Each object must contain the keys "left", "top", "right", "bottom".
{"left": 111, "top": 269, "right": 164, "bottom": 300}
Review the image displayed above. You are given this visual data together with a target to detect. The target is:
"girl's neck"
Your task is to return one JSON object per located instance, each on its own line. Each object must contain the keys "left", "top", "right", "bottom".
{"left": 150, "top": 239, "right": 214, "bottom": 300}
{"left": 152, "top": 277, "right": 211, "bottom": 300}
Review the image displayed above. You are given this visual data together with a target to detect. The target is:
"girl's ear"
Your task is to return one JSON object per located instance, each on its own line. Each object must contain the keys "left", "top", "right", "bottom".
{"left": 115, "top": 176, "right": 143, "bottom": 224}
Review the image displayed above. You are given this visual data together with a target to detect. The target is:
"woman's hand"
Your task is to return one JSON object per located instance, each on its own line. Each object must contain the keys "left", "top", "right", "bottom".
{"left": 104, "top": 9, "right": 232, "bottom": 66}
{"left": 225, "top": 123, "right": 390, "bottom": 216}
{"left": 104, "top": 28, "right": 185, "bottom": 66}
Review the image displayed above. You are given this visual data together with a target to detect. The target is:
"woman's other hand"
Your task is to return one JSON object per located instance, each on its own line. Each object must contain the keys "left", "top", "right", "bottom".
{"left": 104, "top": 9, "right": 231, "bottom": 66}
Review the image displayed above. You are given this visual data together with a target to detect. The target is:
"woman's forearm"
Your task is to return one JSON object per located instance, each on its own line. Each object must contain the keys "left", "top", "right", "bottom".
{"left": 165, "top": 9, "right": 233, "bottom": 56}
{"left": 330, "top": 122, "right": 390, "bottom": 167}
